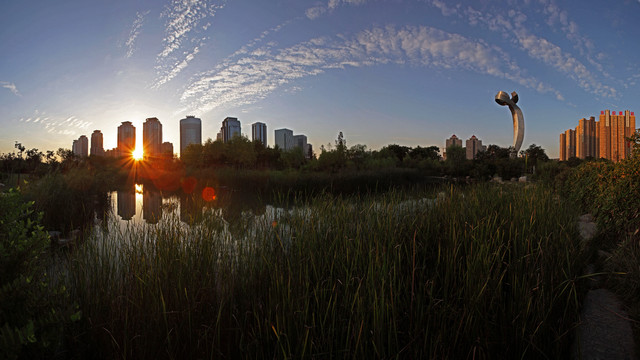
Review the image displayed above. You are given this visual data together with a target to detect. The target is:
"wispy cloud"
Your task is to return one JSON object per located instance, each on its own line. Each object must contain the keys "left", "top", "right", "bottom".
{"left": 153, "top": 0, "right": 225, "bottom": 88}
{"left": 1, "top": 81, "right": 21, "bottom": 96}
{"left": 427, "top": 0, "right": 616, "bottom": 98}
{"left": 180, "top": 25, "right": 562, "bottom": 113}
{"left": 306, "top": 0, "right": 368, "bottom": 19}
{"left": 125, "top": 10, "right": 150, "bottom": 58}
{"left": 18, "top": 110, "right": 91, "bottom": 136}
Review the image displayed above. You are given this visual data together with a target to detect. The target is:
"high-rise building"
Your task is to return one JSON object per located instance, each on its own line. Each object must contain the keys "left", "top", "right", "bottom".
{"left": 564, "top": 129, "right": 576, "bottom": 160}
{"left": 222, "top": 117, "right": 241, "bottom": 143}
{"left": 72, "top": 135, "right": 88, "bottom": 157}
{"left": 560, "top": 110, "right": 635, "bottom": 162}
{"left": 574, "top": 117, "right": 598, "bottom": 159}
{"left": 445, "top": 134, "right": 463, "bottom": 149}
{"left": 161, "top": 142, "right": 174, "bottom": 158}
{"left": 180, "top": 115, "right": 202, "bottom": 157}
{"left": 90, "top": 130, "right": 104, "bottom": 156}
{"left": 559, "top": 133, "right": 567, "bottom": 161}
{"left": 118, "top": 121, "right": 136, "bottom": 158}
{"left": 252, "top": 122, "right": 267, "bottom": 146}
{"left": 143, "top": 117, "right": 163, "bottom": 160}
{"left": 465, "top": 135, "right": 485, "bottom": 160}
{"left": 275, "top": 128, "right": 294, "bottom": 150}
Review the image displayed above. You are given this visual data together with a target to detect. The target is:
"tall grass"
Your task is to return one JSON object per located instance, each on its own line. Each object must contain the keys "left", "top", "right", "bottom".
{"left": 67, "top": 183, "right": 584, "bottom": 358}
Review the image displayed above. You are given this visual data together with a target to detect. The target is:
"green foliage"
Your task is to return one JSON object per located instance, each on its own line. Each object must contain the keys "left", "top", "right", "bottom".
{"left": 67, "top": 183, "right": 584, "bottom": 358}
{"left": 0, "top": 189, "right": 74, "bottom": 359}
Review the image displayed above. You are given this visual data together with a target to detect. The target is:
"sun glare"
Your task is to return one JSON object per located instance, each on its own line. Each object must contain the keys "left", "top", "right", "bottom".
{"left": 132, "top": 148, "right": 143, "bottom": 160}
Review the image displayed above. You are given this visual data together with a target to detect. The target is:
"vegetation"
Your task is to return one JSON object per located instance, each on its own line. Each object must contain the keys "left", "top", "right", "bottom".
{"left": 64, "top": 183, "right": 584, "bottom": 358}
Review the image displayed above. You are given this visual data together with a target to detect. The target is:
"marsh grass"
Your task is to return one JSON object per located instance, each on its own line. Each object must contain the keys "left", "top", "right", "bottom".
{"left": 67, "top": 183, "right": 584, "bottom": 358}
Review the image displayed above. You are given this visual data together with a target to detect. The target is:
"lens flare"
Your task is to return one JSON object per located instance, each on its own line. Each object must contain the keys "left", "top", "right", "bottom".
{"left": 202, "top": 187, "right": 216, "bottom": 201}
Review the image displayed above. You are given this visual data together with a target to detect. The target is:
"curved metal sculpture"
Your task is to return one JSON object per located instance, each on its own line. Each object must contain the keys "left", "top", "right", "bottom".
{"left": 495, "top": 91, "right": 524, "bottom": 154}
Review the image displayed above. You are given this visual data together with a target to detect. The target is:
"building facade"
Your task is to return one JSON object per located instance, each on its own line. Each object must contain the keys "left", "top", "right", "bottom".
{"left": 252, "top": 122, "right": 267, "bottom": 146}
{"left": 161, "top": 142, "right": 174, "bottom": 158}
{"left": 275, "top": 128, "right": 294, "bottom": 150}
{"left": 445, "top": 134, "right": 463, "bottom": 149}
{"left": 117, "top": 121, "right": 136, "bottom": 158}
{"left": 180, "top": 115, "right": 202, "bottom": 157}
{"left": 465, "top": 135, "right": 485, "bottom": 160}
{"left": 90, "top": 130, "right": 104, "bottom": 156}
{"left": 559, "top": 110, "right": 636, "bottom": 162}
{"left": 222, "top": 117, "right": 241, "bottom": 143}
{"left": 143, "top": 117, "right": 163, "bottom": 160}
{"left": 72, "top": 135, "right": 88, "bottom": 157}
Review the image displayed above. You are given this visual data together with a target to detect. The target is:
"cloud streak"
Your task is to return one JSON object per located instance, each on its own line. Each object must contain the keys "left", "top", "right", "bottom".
{"left": 1, "top": 81, "right": 21, "bottom": 96}
{"left": 427, "top": 0, "right": 616, "bottom": 98}
{"left": 153, "top": 0, "right": 225, "bottom": 88}
{"left": 306, "top": 0, "right": 368, "bottom": 19}
{"left": 125, "top": 10, "right": 150, "bottom": 58}
{"left": 180, "top": 25, "right": 562, "bottom": 113}
{"left": 18, "top": 110, "right": 91, "bottom": 136}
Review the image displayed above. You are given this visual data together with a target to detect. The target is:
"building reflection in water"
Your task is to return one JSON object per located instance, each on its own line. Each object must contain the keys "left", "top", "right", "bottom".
{"left": 180, "top": 193, "right": 203, "bottom": 224}
{"left": 117, "top": 186, "right": 136, "bottom": 221}
{"left": 143, "top": 188, "right": 162, "bottom": 224}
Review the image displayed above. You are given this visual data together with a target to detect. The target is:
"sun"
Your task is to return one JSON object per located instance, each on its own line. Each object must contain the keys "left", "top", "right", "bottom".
{"left": 132, "top": 148, "right": 143, "bottom": 161}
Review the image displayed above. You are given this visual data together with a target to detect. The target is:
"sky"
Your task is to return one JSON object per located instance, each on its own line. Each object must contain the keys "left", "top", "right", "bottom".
{"left": 1, "top": 0, "right": 639, "bottom": 158}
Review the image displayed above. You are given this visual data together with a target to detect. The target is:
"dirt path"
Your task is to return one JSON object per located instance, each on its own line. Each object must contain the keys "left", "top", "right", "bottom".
{"left": 573, "top": 214, "right": 636, "bottom": 360}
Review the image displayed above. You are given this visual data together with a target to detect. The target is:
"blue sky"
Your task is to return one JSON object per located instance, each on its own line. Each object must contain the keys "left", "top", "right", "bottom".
{"left": 1, "top": 0, "right": 639, "bottom": 158}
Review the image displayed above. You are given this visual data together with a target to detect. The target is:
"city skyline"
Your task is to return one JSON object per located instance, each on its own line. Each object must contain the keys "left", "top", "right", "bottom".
{"left": 1, "top": 0, "right": 639, "bottom": 158}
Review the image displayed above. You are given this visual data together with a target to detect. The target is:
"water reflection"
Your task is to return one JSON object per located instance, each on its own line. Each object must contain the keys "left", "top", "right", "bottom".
{"left": 117, "top": 185, "right": 136, "bottom": 221}
{"left": 143, "top": 189, "right": 162, "bottom": 224}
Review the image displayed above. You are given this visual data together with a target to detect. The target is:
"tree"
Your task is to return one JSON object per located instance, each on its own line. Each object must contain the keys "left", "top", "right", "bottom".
{"left": 521, "top": 144, "right": 549, "bottom": 163}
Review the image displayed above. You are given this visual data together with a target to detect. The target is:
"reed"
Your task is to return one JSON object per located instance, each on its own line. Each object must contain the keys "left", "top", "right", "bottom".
{"left": 66, "top": 183, "right": 584, "bottom": 358}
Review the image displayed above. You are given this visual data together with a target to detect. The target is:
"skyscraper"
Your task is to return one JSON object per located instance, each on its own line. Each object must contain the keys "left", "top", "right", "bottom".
{"left": 275, "top": 128, "right": 294, "bottom": 150}
{"left": 72, "top": 135, "right": 88, "bottom": 157}
{"left": 180, "top": 115, "right": 202, "bottom": 157}
{"left": 252, "top": 122, "right": 267, "bottom": 146}
{"left": 90, "top": 130, "right": 104, "bottom": 156}
{"left": 465, "top": 135, "right": 485, "bottom": 160}
{"left": 143, "top": 117, "right": 163, "bottom": 159}
{"left": 560, "top": 110, "right": 635, "bottom": 162}
{"left": 445, "top": 134, "right": 462, "bottom": 149}
{"left": 118, "top": 121, "right": 136, "bottom": 158}
{"left": 222, "top": 117, "right": 241, "bottom": 143}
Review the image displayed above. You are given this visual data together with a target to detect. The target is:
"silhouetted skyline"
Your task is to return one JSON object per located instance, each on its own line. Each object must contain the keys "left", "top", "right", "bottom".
{"left": 1, "top": 0, "right": 638, "bottom": 158}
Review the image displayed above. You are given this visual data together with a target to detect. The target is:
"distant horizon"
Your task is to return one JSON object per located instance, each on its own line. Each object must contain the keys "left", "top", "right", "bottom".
{"left": 1, "top": 0, "right": 638, "bottom": 158}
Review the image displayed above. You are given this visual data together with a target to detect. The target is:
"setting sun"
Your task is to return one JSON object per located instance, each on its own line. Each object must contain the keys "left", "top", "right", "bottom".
{"left": 132, "top": 148, "right": 143, "bottom": 160}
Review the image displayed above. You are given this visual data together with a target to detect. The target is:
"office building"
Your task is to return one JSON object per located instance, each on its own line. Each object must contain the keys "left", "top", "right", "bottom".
{"left": 445, "top": 134, "right": 463, "bottom": 149}
{"left": 559, "top": 110, "right": 636, "bottom": 162}
{"left": 180, "top": 115, "right": 202, "bottom": 157}
{"left": 222, "top": 117, "right": 241, "bottom": 143}
{"left": 465, "top": 135, "right": 486, "bottom": 160}
{"left": 72, "top": 135, "right": 88, "bottom": 157}
{"left": 252, "top": 122, "right": 267, "bottom": 146}
{"left": 90, "top": 130, "right": 104, "bottom": 156}
{"left": 143, "top": 117, "right": 163, "bottom": 159}
{"left": 161, "top": 142, "right": 174, "bottom": 158}
{"left": 275, "top": 128, "right": 294, "bottom": 150}
{"left": 118, "top": 121, "right": 136, "bottom": 158}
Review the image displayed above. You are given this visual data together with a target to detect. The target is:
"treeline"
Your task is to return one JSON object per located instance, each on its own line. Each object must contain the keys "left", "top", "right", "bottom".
{"left": 180, "top": 132, "right": 553, "bottom": 180}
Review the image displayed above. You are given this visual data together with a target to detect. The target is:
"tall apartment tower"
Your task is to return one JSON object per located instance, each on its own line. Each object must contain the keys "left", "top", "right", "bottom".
{"left": 72, "top": 135, "right": 88, "bottom": 157}
{"left": 180, "top": 115, "right": 202, "bottom": 157}
{"left": 564, "top": 129, "right": 576, "bottom": 159}
{"left": 143, "top": 117, "right": 163, "bottom": 159}
{"left": 90, "top": 130, "right": 104, "bottom": 156}
{"left": 252, "top": 122, "right": 267, "bottom": 146}
{"left": 597, "top": 110, "right": 636, "bottom": 162}
{"left": 465, "top": 135, "right": 485, "bottom": 160}
{"left": 559, "top": 133, "right": 567, "bottom": 161}
{"left": 118, "top": 121, "right": 136, "bottom": 158}
{"left": 445, "top": 134, "right": 463, "bottom": 149}
{"left": 576, "top": 117, "right": 598, "bottom": 159}
{"left": 222, "top": 117, "right": 241, "bottom": 143}
{"left": 275, "top": 128, "right": 294, "bottom": 150}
